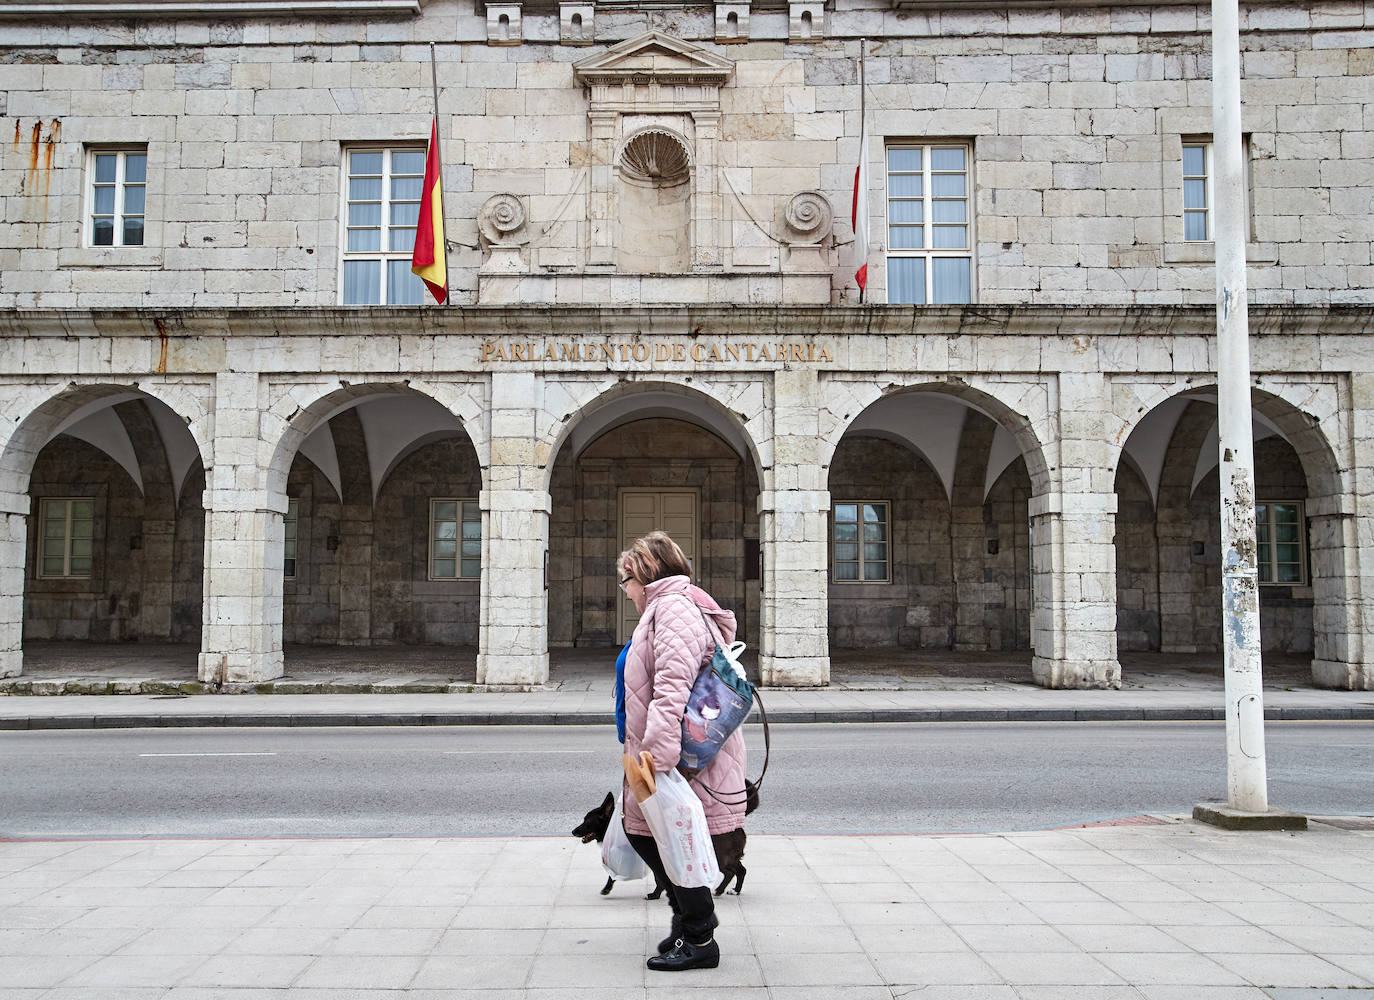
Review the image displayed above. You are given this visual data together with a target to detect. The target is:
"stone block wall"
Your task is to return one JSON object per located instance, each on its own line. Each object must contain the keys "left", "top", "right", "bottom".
{"left": 1, "top": 2, "right": 1371, "bottom": 308}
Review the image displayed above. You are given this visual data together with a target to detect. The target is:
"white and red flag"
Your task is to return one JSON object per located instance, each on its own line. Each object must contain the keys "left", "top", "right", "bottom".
{"left": 848, "top": 112, "right": 871, "bottom": 294}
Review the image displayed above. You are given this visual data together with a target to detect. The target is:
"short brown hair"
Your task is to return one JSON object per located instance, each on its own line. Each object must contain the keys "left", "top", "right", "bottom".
{"left": 622, "top": 531, "right": 692, "bottom": 585}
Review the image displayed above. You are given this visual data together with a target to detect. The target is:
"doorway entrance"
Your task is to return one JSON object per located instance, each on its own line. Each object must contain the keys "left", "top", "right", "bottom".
{"left": 618, "top": 488, "right": 698, "bottom": 642}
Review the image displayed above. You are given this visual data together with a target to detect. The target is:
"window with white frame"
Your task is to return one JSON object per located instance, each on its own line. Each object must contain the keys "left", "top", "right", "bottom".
{"left": 341, "top": 146, "right": 429, "bottom": 305}
{"left": 430, "top": 499, "right": 481, "bottom": 580}
{"left": 283, "top": 499, "right": 299, "bottom": 579}
{"left": 38, "top": 498, "right": 94, "bottom": 579}
{"left": 831, "top": 501, "right": 890, "bottom": 583}
{"left": 87, "top": 148, "right": 146, "bottom": 247}
{"left": 1182, "top": 140, "right": 1213, "bottom": 242}
{"left": 885, "top": 143, "right": 973, "bottom": 305}
{"left": 1256, "top": 501, "right": 1305, "bottom": 586}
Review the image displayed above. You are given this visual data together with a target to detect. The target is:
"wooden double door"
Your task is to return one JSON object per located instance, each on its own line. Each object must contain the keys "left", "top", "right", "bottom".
{"left": 617, "top": 488, "right": 698, "bottom": 643}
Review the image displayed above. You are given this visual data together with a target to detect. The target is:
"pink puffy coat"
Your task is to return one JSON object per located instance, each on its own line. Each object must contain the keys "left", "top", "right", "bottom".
{"left": 622, "top": 574, "right": 748, "bottom": 838}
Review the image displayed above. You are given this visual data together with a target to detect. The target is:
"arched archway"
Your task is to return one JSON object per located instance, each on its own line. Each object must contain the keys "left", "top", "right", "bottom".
{"left": 824, "top": 387, "right": 1039, "bottom": 661}
{"left": 0, "top": 381, "right": 210, "bottom": 678}
{"left": 543, "top": 378, "right": 767, "bottom": 674}
{"left": 1112, "top": 382, "right": 1354, "bottom": 686}
{"left": 206, "top": 380, "right": 487, "bottom": 682}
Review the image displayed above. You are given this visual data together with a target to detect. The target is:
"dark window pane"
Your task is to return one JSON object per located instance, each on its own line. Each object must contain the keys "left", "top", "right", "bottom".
{"left": 888, "top": 257, "right": 925, "bottom": 304}
{"left": 930, "top": 147, "right": 966, "bottom": 171}
{"left": 391, "top": 150, "right": 425, "bottom": 175}
{"left": 122, "top": 219, "right": 144, "bottom": 246}
{"left": 1183, "top": 145, "right": 1206, "bottom": 176}
{"left": 887, "top": 173, "right": 922, "bottom": 198}
{"left": 931, "top": 257, "right": 972, "bottom": 303}
{"left": 887, "top": 148, "right": 922, "bottom": 172}
{"left": 92, "top": 219, "right": 114, "bottom": 245}
{"left": 124, "top": 153, "right": 146, "bottom": 183}
{"left": 94, "top": 154, "right": 117, "bottom": 183}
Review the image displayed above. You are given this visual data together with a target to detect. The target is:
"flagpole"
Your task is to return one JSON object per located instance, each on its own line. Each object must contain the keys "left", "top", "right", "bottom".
{"left": 857, "top": 40, "right": 866, "bottom": 305}
{"left": 428, "top": 42, "right": 450, "bottom": 304}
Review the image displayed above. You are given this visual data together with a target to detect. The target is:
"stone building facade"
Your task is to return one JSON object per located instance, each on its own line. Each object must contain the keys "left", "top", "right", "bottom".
{"left": 1, "top": 0, "right": 1371, "bottom": 690}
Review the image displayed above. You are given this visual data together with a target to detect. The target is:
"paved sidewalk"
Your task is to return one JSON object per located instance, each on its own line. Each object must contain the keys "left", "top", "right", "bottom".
{"left": 1, "top": 817, "right": 1372, "bottom": 998}
{"left": 1, "top": 644, "right": 1371, "bottom": 729}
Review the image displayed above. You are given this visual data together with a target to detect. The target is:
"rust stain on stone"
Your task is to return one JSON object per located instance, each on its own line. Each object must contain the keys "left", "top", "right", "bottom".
{"left": 154, "top": 318, "right": 169, "bottom": 374}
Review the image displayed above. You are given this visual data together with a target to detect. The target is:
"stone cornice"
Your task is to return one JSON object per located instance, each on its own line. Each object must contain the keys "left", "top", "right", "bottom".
{"left": 0, "top": 0, "right": 421, "bottom": 17}
{"left": 2, "top": 304, "right": 1371, "bottom": 342}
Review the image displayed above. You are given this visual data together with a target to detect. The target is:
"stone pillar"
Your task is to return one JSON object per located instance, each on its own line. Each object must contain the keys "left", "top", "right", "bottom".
{"left": 587, "top": 110, "right": 616, "bottom": 268}
{"left": 198, "top": 373, "right": 284, "bottom": 684}
{"left": 950, "top": 412, "right": 996, "bottom": 650}
{"left": 759, "top": 368, "right": 828, "bottom": 686}
{"left": 0, "top": 510, "right": 25, "bottom": 677}
{"left": 1030, "top": 373, "right": 1121, "bottom": 689}
{"left": 691, "top": 111, "right": 722, "bottom": 269}
{"left": 1307, "top": 496, "right": 1369, "bottom": 688}
{"left": 476, "top": 372, "right": 550, "bottom": 685}
{"left": 1030, "top": 492, "right": 1121, "bottom": 688}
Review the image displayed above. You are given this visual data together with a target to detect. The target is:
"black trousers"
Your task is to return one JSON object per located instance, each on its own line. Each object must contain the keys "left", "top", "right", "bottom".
{"left": 626, "top": 830, "right": 717, "bottom": 943}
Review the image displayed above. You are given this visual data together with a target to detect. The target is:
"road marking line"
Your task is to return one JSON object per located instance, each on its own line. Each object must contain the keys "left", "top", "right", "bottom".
{"left": 138, "top": 752, "right": 278, "bottom": 758}
{"left": 441, "top": 749, "right": 600, "bottom": 755}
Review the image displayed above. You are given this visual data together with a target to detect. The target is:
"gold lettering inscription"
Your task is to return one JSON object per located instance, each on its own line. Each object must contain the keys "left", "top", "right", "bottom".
{"left": 478, "top": 340, "right": 834, "bottom": 365}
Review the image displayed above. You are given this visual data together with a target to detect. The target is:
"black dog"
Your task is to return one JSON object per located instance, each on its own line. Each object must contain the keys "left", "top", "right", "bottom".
{"left": 571, "top": 781, "right": 759, "bottom": 897}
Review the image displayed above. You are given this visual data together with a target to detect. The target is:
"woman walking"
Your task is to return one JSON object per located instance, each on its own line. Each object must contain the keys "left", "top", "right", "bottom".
{"left": 617, "top": 531, "right": 746, "bottom": 972}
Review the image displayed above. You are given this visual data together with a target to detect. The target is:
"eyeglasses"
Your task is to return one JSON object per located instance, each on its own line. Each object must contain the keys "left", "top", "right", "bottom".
{"left": 617, "top": 577, "right": 632, "bottom": 592}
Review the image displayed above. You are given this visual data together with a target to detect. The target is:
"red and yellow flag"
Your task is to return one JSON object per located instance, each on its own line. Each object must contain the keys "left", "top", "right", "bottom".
{"left": 411, "top": 118, "right": 447, "bottom": 304}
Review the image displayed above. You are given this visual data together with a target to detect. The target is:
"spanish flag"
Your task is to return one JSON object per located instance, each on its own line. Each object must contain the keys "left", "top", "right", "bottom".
{"left": 411, "top": 117, "right": 447, "bottom": 304}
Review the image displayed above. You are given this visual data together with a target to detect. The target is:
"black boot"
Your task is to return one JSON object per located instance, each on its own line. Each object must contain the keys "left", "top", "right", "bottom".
{"left": 654, "top": 912, "right": 719, "bottom": 950}
{"left": 656, "top": 916, "right": 684, "bottom": 955}
{"left": 647, "top": 936, "right": 720, "bottom": 972}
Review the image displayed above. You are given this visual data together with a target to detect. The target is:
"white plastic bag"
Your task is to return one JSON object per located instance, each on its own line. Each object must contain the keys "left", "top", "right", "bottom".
{"left": 601, "top": 795, "right": 649, "bottom": 881}
{"left": 639, "top": 769, "right": 721, "bottom": 890}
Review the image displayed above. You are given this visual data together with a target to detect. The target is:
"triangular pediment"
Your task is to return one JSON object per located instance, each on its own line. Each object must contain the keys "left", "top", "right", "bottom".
{"left": 574, "top": 31, "right": 734, "bottom": 87}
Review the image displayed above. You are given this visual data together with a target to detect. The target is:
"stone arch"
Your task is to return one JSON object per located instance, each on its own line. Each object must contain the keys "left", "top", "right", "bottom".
{"left": 541, "top": 374, "right": 768, "bottom": 653}
{"left": 817, "top": 376, "right": 1053, "bottom": 500}
{"left": 0, "top": 380, "right": 210, "bottom": 677}
{"left": 1111, "top": 379, "right": 1351, "bottom": 683}
{"left": 0, "top": 380, "right": 212, "bottom": 513}
{"left": 540, "top": 373, "right": 769, "bottom": 495}
{"left": 263, "top": 379, "right": 486, "bottom": 510}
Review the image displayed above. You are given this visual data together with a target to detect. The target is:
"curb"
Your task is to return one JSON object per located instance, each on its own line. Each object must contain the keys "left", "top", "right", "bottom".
{"left": 1, "top": 706, "right": 1371, "bottom": 731}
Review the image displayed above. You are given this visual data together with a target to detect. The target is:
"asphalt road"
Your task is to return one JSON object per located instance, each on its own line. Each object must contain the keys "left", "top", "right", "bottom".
{"left": 0, "top": 721, "right": 1369, "bottom": 839}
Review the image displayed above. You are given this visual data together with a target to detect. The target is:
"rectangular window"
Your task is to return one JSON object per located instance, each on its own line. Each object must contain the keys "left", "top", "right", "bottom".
{"left": 1256, "top": 501, "right": 1305, "bottom": 586}
{"left": 430, "top": 498, "right": 481, "bottom": 580}
{"left": 886, "top": 143, "right": 973, "bottom": 305}
{"left": 284, "top": 499, "right": 299, "bottom": 579}
{"left": 831, "top": 501, "right": 890, "bottom": 583}
{"left": 1182, "top": 141, "right": 1212, "bottom": 242}
{"left": 341, "top": 146, "right": 429, "bottom": 305}
{"left": 39, "top": 498, "right": 94, "bottom": 579}
{"left": 87, "top": 148, "right": 147, "bottom": 247}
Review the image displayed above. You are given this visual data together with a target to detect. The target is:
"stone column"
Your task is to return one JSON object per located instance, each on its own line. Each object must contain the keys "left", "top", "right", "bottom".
{"left": 587, "top": 110, "right": 616, "bottom": 268}
{"left": 0, "top": 509, "right": 25, "bottom": 677}
{"left": 198, "top": 372, "right": 284, "bottom": 684}
{"left": 1307, "top": 495, "right": 1371, "bottom": 688}
{"left": 691, "top": 111, "right": 722, "bottom": 269}
{"left": 1030, "top": 373, "right": 1121, "bottom": 689}
{"left": 476, "top": 371, "right": 550, "bottom": 685}
{"left": 759, "top": 368, "right": 828, "bottom": 686}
